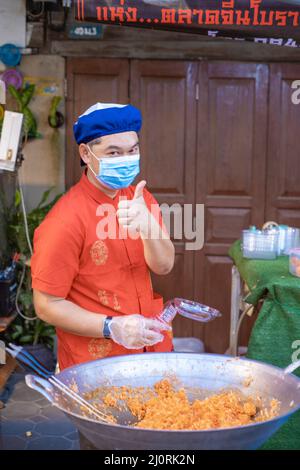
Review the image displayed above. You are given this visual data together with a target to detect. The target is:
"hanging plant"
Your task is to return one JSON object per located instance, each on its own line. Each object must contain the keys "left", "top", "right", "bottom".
{"left": 8, "top": 83, "right": 41, "bottom": 140}
{"left": 48, "top": 95, "right": 64, "bottom": 129}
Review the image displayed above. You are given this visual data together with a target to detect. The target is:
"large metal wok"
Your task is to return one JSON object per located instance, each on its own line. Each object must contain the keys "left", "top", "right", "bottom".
{"left": 26, "top": 353, "right": 300, "bottom": 450}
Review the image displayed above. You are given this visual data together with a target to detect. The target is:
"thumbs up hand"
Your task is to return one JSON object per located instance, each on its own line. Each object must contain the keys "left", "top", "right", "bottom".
{"left": 132, "top": 180, "right": 147, "bottom": 202}
{"left": 117, "top": 180, "right": 152, "bottom": 237}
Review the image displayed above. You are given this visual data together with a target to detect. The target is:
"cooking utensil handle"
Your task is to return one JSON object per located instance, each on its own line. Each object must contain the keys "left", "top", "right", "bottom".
{"left": 284, "top": 359, "right": 300, "bottom": 375}
{"left": 25, "top": 374, "right": 54, "bottom": 403}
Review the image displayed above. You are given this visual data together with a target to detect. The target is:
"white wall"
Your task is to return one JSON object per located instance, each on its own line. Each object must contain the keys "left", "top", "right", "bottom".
{"left": 0, "top": 0, "right": 26, "bottom": 48}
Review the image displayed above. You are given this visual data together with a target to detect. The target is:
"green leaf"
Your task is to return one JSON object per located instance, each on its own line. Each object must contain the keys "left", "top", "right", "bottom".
{"left": 19, "top": 335, "right": 34, "bottom": 344}
{"left": 21, "top": 84, "right": 35, "bottom": 107}
{"left": 11, "top": 331, "right": 21, "bottom": 340}
{"left": 36, "top": 188, "right": 54, "bottom": 209}
{"left": 40, "top": 328, "right": 55, "bottom": 337}
{"left": 23, "top": 107, "right": 36, "bottom": 136}
{"left": 15, "top": 190, "right": 21, "bottom": 208}
{"left": 49, "top": 96, "right": 62, "bottom": 127}
{"left": 50, "top": 96, "right": 61, "bottom": 115}
{"left": 8, "top": 84, "right": 22, "bottom": 109}
{"left": 13, "top": 324, "right": 24, "bottom": 334}
{"left": 19, "top": 291, "right": 33, "bottom": 310}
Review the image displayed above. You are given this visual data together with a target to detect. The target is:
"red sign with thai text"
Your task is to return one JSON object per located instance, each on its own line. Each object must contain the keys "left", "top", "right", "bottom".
{"left": 75, "top": 0, "right": 300, "bottom": 47}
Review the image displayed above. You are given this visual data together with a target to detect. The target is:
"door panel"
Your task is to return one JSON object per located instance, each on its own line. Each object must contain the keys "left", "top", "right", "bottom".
{"left": 195, "top": 62, "right": 269, "bottom": 353}
{"left": 130, "top": 60, "right": 198, "bottom": 337}
{"left": 206, "top": 208, "right": 252, "bottom": 245}
{"left": 203, "top": 255, "right": 233, "bottom": 353}
{"left": 266, "top": 64, "right": 300, "bottom": 225}
{"left": 66, "top": 58, "right": 129, "bottom": 189}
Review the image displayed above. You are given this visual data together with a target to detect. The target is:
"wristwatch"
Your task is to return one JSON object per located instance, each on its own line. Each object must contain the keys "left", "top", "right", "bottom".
{"left": 102, "top": 316, "right": 113, "bottom": 339}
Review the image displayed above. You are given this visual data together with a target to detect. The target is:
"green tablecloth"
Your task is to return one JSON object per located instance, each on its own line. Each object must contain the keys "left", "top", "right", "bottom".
{"left": 229, "top": 240, "right": 300, "bottom": 450}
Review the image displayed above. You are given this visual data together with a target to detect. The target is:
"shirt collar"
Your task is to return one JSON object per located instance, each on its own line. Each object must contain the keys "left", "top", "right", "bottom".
{"left": 79, "top": 169, "right": 132, "bottom": 207}
{"left": 79, "top": 169, "right": 123, "bottom": 205}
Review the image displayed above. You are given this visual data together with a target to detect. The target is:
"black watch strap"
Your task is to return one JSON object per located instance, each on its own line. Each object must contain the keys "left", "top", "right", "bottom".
{"left": 103, "top": 316, "right": 113, "bottom": 339}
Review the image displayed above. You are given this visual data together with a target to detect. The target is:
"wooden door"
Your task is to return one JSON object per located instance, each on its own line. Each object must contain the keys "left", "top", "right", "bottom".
{"left": 130, "top": 60, "right": 198, "bottom": 338}
{"left": 266, "top": 64, "right": 300, "bottom": 227}
{"left": 195, "top": 62, "right": 269, "bottom": 352}
{"left": 66, "top": 58, "right": 129, "bottom": 189}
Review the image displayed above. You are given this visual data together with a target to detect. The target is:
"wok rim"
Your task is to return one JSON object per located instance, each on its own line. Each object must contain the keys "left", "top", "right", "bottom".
{"left": 53, "top": 352, "right": 300, "bottom": 433}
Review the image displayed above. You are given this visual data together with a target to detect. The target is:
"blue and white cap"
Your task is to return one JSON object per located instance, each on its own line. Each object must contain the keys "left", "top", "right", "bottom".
{"left": 73, "top": 102, "right": 142, "bottom": 145}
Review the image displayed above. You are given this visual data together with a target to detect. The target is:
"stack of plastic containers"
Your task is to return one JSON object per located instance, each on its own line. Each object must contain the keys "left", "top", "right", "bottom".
{"left": 242, "top": 222, "right": 300, "bottom": 261}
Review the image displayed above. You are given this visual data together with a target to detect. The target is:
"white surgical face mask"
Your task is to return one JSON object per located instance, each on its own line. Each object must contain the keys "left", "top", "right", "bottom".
{"left": 87, "top": 145, "right": 140, "bottom": 190}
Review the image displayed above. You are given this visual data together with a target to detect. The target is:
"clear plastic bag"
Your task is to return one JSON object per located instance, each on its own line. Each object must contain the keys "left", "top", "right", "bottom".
{"left": 157, "top": 298, "right": 221, "bottom": 325}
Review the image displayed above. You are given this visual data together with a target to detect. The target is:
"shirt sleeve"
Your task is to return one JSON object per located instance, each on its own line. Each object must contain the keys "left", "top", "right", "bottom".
{"left": 31, "top": 215, "right": 83, "bottom": 298}
{"left": 142, "top": 188, "right": 169, "bottom": 236}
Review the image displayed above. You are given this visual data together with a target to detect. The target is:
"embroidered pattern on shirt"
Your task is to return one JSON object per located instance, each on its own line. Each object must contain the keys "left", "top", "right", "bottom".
{"left": 112, "top": 293, "right": 121, "bottom": 311}
{"left": 98, "top": 289, "right": 109, "bottom": 306}
{"left": 90, "top": 240, "right": 109, "bottom": 265}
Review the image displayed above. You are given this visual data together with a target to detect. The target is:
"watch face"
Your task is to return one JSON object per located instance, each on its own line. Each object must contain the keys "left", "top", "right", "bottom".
{"left": 103, "top": 317, "right": 112, "bottom": 338}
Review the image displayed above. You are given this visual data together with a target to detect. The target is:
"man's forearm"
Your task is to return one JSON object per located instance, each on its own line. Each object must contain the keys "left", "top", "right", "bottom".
{"left": 140, "top": 216, "right": 175, "bottom": 275}
{"left": 142, "top": 237, "right": 175, "bottom": 275}
{"left": 33, "top": 290, "right": 106, "bottom": 337}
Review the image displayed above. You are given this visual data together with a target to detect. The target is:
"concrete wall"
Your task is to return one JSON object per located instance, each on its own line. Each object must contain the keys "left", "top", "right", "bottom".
{"left": 19, "top": 55, "right": 65, "bottom": 211}
{"left": 4, "top": 55, "right": 66, "bottom": 212}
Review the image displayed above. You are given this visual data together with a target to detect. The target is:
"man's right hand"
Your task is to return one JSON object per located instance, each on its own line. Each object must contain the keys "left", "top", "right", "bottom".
{"left": 108, "top": 314, "right": 171, "bottom": 349}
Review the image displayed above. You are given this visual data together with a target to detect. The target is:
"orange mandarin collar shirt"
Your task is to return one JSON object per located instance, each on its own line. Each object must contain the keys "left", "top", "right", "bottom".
{"left": 31, "top": 171, "right": 173, "bottom": 370}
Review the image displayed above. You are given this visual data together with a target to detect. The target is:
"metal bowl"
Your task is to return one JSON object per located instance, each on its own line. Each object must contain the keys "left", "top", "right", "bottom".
{"left": 26, "top": 353, "right": 300, "bottom": 450}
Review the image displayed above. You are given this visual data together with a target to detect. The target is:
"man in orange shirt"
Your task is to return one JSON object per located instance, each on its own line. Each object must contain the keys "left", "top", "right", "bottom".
{"left": 31, "top": 102, "right": 175, "bottom": 371}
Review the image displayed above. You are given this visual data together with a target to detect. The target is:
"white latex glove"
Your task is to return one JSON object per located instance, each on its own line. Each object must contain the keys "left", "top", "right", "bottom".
{"left": 117, "top": 180, "right": 159, "bottom": 239}
{"left": 109, "top": 314, "right": 171, "bottom": 349}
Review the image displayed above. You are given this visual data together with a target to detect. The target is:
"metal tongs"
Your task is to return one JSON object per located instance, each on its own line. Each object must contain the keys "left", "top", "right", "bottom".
{"left": 158, "top": 298, "right": 222, "bottom": 324}
{"left": 6, "top": 343, "right": 113, "bottom": 423}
